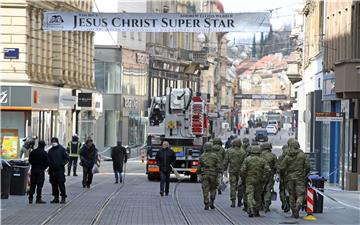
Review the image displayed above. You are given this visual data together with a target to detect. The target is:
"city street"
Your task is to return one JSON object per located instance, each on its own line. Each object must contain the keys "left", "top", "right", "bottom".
{"left": 1, "top": 0, "right": 360, "bottom": 224}
{"left": 1, "top": 148, "right": 359, "bottom": 225}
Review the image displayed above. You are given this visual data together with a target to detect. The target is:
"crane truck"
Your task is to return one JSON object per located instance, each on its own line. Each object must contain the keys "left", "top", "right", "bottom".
{"left": 146, "top": 87, "right": 210, "bottom": 181}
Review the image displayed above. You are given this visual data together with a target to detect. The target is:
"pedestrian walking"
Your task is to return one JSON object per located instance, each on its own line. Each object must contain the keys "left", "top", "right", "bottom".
{"left": 79, "top": 138, "right": 98, "bottom": 189}
{"left": 212, "top": 138, "right": 226, "bottom": 195}
{"left": 155, "top": 141, "right": 176, "bottom": 196}
{"left": 198, "top": 142, "right": 222, "bottom": 210}
{"left": 223, "top": 138, "right": 247, "bottom": 208}
{"left": 237, "top": 122, "right": 241, "bottom": 135}
{"left": 260, "top": 142, "right": 278, "bottom": 212}
{"left": 225, "top": 137, "right": 232, "bottom": 149}
{"left": 66, "top": 134, "right": 81, "bottom": 176}
{"left": 111, "top": 141, "right": 128, "bottom": 183}
{"left": 242, "top": 137, "right": 250, "bottom": 155}
{"left": 47, "top": 137, "right": 69, "bottom": 204}
{"left": 240, "top": 146, "right": 271, "bottom": 217}
{"left": 279, "top": 138, "right": 310, "bottom": 219}
{"left": 277, "top": 144, "right": 290, "bottom": 212}
{"left": 28, "top": 140, "right": 49, "bottom": 204}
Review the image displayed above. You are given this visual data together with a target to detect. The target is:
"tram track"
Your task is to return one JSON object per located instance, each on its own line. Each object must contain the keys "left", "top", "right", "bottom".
{"left": 40, "top": 177, "right": 110, "bottom": 225}
{"left": 173, "top": 181, "right": 238, "bottom": 225}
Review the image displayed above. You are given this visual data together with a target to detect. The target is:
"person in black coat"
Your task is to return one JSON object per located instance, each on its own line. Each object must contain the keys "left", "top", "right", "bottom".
{"left": 28, "top": 140, "right": 49, "bottom": 204}
{"left": 80, "top": 138, "right": 98, "bottom": 188}
{"left": 155, "top": 141, "right": 176, "bottom": 196}
{"left": 47, "top": 137, "right": 69, "bottom": 204}
{"left": 111, "top": 141, "right": 127, "bottom": 183}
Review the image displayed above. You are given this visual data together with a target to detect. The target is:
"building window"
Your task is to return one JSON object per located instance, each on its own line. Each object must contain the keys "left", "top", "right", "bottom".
{"left": 130, "top": 32, "right": 134, "bottom": 40}
{"left": 122, "top": 32, "right": 127, "bottom": 38}
{"left": 138, "top": 32, "right": 142, "bottom": 41}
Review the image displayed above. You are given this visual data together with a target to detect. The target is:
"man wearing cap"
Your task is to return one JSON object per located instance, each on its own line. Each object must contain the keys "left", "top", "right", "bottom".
{"left": 66, "top": 134, "right": 81, "bottom": 176}
{"left": 48, "top": 137, "right": 69, "bottom": 204}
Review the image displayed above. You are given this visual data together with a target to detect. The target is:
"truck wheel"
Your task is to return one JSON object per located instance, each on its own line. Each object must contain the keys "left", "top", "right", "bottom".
{"left": 190, "top": 174, "right": 198, "bottom": 182}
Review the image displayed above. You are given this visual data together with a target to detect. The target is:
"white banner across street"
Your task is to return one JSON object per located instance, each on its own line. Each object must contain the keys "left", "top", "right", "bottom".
{"left": 43, "top": 11, "right": 268, "bottom": 32}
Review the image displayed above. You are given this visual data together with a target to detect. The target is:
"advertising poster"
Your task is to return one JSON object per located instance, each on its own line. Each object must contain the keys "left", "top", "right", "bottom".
{"left": 1, "top": 136, "right": 19, "bottom": 159}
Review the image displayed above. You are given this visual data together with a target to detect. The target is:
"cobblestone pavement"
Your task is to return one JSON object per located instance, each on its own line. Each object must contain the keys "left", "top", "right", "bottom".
{"left": 1, "top": 158, "right": 359, "bottom": 225}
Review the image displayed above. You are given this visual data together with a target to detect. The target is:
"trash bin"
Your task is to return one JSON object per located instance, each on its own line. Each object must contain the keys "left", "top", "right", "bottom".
{"left": 309, "top": 174, "right": 327, "bottom": 213}
{"left": 1, "top": 160, "right": 12, "bottom": 199}
{"left": 9, "top": 160, "right": 29, "bottom": 195}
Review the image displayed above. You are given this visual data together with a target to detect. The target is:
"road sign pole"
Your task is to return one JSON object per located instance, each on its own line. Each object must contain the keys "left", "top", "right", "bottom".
{"left": 341, "top": 113, "right": 346, "bottom": 190}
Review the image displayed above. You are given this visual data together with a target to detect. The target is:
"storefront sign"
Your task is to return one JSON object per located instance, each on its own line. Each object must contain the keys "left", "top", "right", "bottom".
{"left": 123, "top": 97, "right": 138, "bottom": 109}
{"left": 315, "top": 112, "right": 344, "bottom": 122}
{"left": 0, "top": 89, "right": 9, "bottom": 104}
{"left": 59, "top": 96, "right": 77, "bottom": 108}
{"left": 43, "top": 12, "right": 263, "bottom": 32}
{"left": 4, "top": 48, "right": 19, "bottom": 59}
{"left": 78, "top": 93, "right": 92, "bottom": 107}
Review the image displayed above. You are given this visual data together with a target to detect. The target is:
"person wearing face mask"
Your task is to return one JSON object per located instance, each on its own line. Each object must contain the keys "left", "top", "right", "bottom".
{"left": 47, "top": 137, "right": 69, "bottom": 204}
{"left": 79, "top": 138, "right": 98, "bottom": 188}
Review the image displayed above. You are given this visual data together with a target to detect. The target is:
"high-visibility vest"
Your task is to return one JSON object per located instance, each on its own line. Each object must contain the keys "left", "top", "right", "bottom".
{"left": 67, "top": 141, "right": 81, "bottom": 157}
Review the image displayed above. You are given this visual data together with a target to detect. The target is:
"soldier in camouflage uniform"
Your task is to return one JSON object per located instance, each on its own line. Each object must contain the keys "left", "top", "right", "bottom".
{"left": 240, "top": 146, "right": 271, "bottom": 217}
{"left": 241, "top": 137, "right": 251, "bottom": 211}
{"left": 278, "top": 144, "right": 290, "bottom": 212}
{"left": 212, "top": 138, "right": 226, "bottom": 195}
{"left": 198, "top": 142, "right": 222, "bottom": 210}
{"left": 260, "top": 142, "right": 278, "bottom": 213}
{"left": 242, "top": 137, "right": 250, "bottom": 155}
{"left": 223, "top": 139, "right": 247, "bottom": 208}
{"left": 279, "top": 139, "right": 310, "bottom": 219}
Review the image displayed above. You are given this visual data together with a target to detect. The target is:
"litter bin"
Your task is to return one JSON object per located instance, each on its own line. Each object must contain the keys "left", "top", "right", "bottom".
{"left": 309, "top": 174, "right": 327, "bottom": 213}
{"left": 1, "top": 160, "right": 12, "bottom": 199}
{"left": 9, "top": 160, "right": 29, "bottom": 195}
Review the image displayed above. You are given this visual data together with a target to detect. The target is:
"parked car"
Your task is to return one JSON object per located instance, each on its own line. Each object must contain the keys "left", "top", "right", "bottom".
{"left": 254, "top": 129, "right": 268, "bottom": 142}
{"left": 266, "top": 125, "right": 278, "bottom": 135}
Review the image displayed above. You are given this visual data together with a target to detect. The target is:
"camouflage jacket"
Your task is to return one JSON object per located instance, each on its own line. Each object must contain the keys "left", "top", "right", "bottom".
{"left": 198, "top": 152, "right": 222, "bottom": 177}
{"left": 213, "top": 144, "right": 226, "bottom": 163}
{"left": 223, "top": 146, "right": 247, "bottom": 174}
{"left": 240, "top": 155, "right": 271, "bottom": 184}
{"left": 261, "top": 150, "right": 278, "bottom": 175}
{"left": 279, "top": 147, "right": 311, "bottom": 181}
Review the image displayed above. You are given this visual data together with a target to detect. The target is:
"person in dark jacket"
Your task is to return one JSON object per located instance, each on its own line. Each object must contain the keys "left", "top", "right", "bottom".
{"left": 28, "top": 140, "right": 49, "bottom": 204}
{"left": 111, "top": 141, "right": 127, "bottom": 183}
{"left": 47, "top": 137, "right": 69, "bottom": 204}
{"left": 155, "top": 141, "right": 176, "bottom": 196}
{"left": 80, "top": 138, "right": 98, "bottom": 188}
{"left": 66, "top": 134, "right": 81, "bottom": 176}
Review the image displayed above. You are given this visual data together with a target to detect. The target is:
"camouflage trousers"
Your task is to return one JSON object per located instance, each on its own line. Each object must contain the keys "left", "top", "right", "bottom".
{"left": 229, "top": 173, "right": 244, "bottom": 201}
{"left": 263, "top": 176, "right": 274, "bottom": 203}
{"left": 201, "top": 174, "right": 218, "bottom": 204}
{"left": 245, "top": 182, "right": 262, "bottom": 210}
{"left": 286, "top": 179, "right": 305, "bottom": 210}
{"left": 279, "top": 178, "right": 286, "bottom": 204}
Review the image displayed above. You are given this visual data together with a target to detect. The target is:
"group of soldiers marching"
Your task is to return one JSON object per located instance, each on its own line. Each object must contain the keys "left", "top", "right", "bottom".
{"left": 197, "top": 136, "right": 310, "bottom": 219}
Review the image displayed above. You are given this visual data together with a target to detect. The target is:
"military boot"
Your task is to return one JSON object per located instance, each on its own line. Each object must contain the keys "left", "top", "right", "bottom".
{"left": 254, "top": 209, "right": 260, "bottom": 217}
{"left": 29, "top": 197, "right": 33, "bottom": 204}
{"left": 230, "top": 200, "right": 236, "bottom": 208}
{"left": 264, "top": 200, "right": 271, "bottom": 213}
{"left": 209, "top": 199, "right": 215, "bottom": 209}
{"left": 243, "top": 202, "right": 248, "bottom": 212}
{"left": 204, "top": 204, "right": 210, "bottom": 210}
{"left": 247, "top": 208, "right": 254, "bottom": 217}
{"left": 291, "top": 207, "right": 299, "bottom": 219}
{"left": 237, "top": 200, "right": 243, "bottom": 207}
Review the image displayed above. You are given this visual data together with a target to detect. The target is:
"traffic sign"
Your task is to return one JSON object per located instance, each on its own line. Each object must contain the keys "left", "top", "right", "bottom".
{"left": 315, "top": 112, "right": 344, "bottom": 122}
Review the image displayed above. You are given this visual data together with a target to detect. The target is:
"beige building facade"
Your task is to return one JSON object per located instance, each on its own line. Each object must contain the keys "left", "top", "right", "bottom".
{"left": 0, "top": 0, "right": 98, "bottom": 157}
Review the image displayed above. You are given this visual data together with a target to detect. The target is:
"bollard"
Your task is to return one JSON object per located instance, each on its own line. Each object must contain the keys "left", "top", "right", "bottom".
{"left": 304, "top": 187, "right": 317, "bottom": 221}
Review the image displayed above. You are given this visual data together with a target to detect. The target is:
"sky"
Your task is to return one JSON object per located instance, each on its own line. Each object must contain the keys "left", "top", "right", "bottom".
{"left": 221, "top": 0, "right": 304, "bottom": 42}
